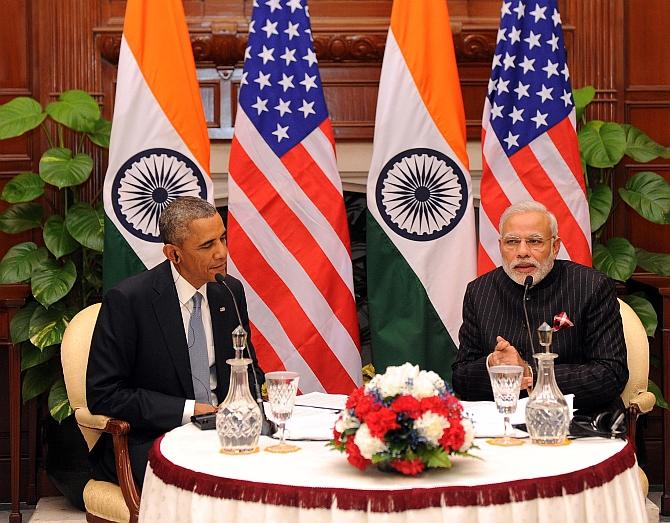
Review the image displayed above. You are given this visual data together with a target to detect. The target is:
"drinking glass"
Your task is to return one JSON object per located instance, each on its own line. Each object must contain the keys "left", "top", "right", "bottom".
{"left": 264, "top": 371, "right": 300, "bottom": 453}
{"left": 488, "top": 365, "right": 525, "bottom": 446}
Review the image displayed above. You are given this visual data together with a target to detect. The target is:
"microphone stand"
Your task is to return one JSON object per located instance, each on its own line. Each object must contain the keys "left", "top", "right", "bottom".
{"left": 215, "top": 273, "right": 273, "bottom": 436}
{"left": 522, "top": 275, "right": 536, "bottom": 384}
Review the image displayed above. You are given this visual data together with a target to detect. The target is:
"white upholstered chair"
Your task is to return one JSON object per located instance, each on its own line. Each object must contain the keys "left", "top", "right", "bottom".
{"left": 61, "top": 303, "right": 140, "bottom": 523}
{"left": 618, "top": 298, "right": 657, "bottom": 497}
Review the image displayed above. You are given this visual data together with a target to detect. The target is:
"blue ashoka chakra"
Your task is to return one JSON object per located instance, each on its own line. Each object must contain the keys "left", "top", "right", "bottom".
{"left": 111, "top": 148, "right": 207, "bottom": 243}
{"left": 375, "top": 148, "right": 468, "bottom": 242}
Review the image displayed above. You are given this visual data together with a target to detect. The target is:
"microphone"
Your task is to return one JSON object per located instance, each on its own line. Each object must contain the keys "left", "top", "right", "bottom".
{"left": 214, "top": 273, "right": 273, "bottom": 436}
{"left": 522, "top": 275, "right": 536, "bottom": 355}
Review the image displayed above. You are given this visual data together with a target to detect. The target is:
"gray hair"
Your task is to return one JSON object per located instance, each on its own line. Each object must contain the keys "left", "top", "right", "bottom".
{"left": 499, "top": 200, "right": 558, "bottom": 237}
{"left": 159, "top": 196, "right": 217, "bottom": 245}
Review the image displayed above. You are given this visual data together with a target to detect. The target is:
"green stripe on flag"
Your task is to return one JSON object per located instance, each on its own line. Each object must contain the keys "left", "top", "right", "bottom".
{"left": 103, "top": 215, "right": 146, "bottom": 292}
{"left": 367, "top": 212, "right": 457, "bottom": 383}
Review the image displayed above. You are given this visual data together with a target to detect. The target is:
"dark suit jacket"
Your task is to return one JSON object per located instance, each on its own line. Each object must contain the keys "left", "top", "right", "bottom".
{"left": 452, "top": 260, "right": 628, "bottom": 414}
{"left": 86, "top": 260, "right": 264, "bottom": 484}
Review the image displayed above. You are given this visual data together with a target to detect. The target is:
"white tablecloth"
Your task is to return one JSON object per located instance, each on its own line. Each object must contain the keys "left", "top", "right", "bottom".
{"left": 138, "top": 424, "right": 646, "bottom": 522}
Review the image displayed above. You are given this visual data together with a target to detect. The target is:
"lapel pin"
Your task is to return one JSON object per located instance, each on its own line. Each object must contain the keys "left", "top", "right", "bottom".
{"left": 219, "top": 306, "right": 226, "bottom": 312}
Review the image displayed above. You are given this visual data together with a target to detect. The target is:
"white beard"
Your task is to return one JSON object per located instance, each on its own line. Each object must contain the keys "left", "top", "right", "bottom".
{"left": 502, "top": 252, "right": 556, "bottom": 286}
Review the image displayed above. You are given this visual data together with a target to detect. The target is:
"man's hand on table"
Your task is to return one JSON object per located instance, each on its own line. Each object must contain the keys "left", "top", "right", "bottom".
{"left": 194, "top": 402, "right": 217, "bottom": 416}
{"left": 489, "top": 336, "right": 533, "bottom": 390}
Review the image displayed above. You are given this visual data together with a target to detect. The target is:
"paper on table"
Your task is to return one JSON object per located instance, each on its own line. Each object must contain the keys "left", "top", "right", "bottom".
{"left": 264, "top": 392, "right": 345, "bottom": 441}
{"left": 462, "top": 394, "right": 574, "bottom": 438}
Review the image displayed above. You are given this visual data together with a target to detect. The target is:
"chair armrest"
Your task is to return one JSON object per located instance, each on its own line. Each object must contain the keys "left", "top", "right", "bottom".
{"left": 630, "top": 391, "right": 656, "bottom": 415}
{"left": 104, "top": 418, "right": 140, "bottom": 523}
{"left": 75, "top": 408, "right": 111, "bottom": 431}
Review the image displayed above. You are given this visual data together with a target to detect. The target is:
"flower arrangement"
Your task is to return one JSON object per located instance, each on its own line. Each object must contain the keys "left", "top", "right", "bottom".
{"left": 330, "top": 363, "right": 475, "bottom": 475}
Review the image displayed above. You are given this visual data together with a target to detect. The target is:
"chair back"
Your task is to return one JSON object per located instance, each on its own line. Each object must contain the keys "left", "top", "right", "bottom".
{"left": 61, "top": 303, "right": 103, "bottom": 450}
{"left": 618, "top": 298, "right": 650, "bottom": 407}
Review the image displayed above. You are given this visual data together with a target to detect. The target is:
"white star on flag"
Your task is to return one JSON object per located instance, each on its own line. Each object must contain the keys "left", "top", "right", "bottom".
{"left": 530, "top": 110, "right": 549, "bottom": 128}
{"left": 298, "top": 99, "right": 315, "bottom": 118}
{"left": 251, "top": 96, "right": 269, "bottom": 114}
{"left": 271, "top": 122, "right": 289, "bottom": 141}
{"left": 274, "top": 98, "right": 292, "bottom": 117}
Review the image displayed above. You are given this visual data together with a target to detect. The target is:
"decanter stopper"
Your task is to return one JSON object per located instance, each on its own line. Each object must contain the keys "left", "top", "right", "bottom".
{"left": 537, "top": 322, "right": 553, "bottom": 353}
{"left": 232, "top": 324, "right": 247, "bottom": 358}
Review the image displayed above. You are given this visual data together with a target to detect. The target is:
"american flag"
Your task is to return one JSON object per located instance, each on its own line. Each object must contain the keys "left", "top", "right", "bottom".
{"left": 478, "top": 0, "right": 591, "bottom": 274}
{"left": 227, "top": 0, "right": 362, "bottom": 393}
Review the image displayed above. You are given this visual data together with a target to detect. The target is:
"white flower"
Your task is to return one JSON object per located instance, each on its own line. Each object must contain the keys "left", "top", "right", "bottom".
{"left": 414, "top": 412, "right": 450, "bottom": 445}
{"left": 366, "top": 363, "right": 420, "bottom": 398}
{"left": 459, "top": 417, "right": 475, "bottom": 452}
{"left": 411, "top": 372, "right": 440, "bottom": 399}
{"left": 354, "top": 423, "right": 388, "bottom": 459}
{"left": 335, "top": 410, "right": 360, "bottom": 433}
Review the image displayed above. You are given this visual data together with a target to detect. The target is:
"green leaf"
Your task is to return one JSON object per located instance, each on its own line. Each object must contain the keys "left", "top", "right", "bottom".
{"left": 43, "top": 215, "right": 79, "bottom": 259}
{"left": 22, "top": 361, "right": 57, "bottom": 403}
{"left": 621, "top": 294, "right": 657, "bottom": 337}
{"left": 87, "top": 117, "right": 111, "bottom": 148}
{"left": 636, "top": 248, "right": 670, "bottom": 276}
{"left": 45, "top": 90, "right": 100, "bottom": 133}
{"left": 588, "top": 184, "right": 612, "bottom": 232}
{"left": 39, "top": 147, "right": 93, "bottom": 189}
{"left": 592, "top": 238, "right": 637, "bottom": 281}
{"left": 1, "top": 172, "right": 45, "bottom": 203}
{"left": 48, "top": 378, "right": 73, "bottom": 421}
{"left": 0, "top": 203, "right": 43, "bottom": 233}
{"left": 649, "top": 379, "right": 668, "bottom": 409}
{"left": 65, "top": 203, "right": 104, "bottom": 252}
{"left": 619, "top": 171, "right": 670, "bottom": 224}
{"left": 417, "top": 447, "right": 453, "bottom": 469}
{"left": 30, "top": 258, "right": 76, "bottom": 308}
{"left": 0, "top": 97, "right": 46, "bottom": 139}
{"left": 573, "top": 86, "right": 595, "bottom": 122}
{"left": 623, "top": 124, "right": 670, "bottom": 162}
{"left": 21, "top": 342, "right": 58, "bottom": 372}
{"left": 579, "top": 121, "right": 627, "bottom": 169}
{"left": 0, "top": 242, "right": 41, "bottom": 283}
{"left": 28, "top": 303, "right": 74, "bottom": 348}
{"left": 10, "top": 301, "right": 40, "bottom": 343}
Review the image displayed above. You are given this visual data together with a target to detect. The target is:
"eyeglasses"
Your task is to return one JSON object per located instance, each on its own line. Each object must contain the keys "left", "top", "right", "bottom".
{"left": 500, "top": 236, "right": 555, "bottom": 251}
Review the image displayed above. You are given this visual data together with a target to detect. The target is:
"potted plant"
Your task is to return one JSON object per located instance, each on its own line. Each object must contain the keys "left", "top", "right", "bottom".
{"left": 0, "top": 90, "right": 109, "bottom": 507}
{"left": 575, "top": 86, "right": 670, "bottom": 406}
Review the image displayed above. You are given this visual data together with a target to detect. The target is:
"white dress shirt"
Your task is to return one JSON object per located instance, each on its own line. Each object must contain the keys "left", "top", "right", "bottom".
{"left": 170, "top": 263, "right": 218, "bottom": 424}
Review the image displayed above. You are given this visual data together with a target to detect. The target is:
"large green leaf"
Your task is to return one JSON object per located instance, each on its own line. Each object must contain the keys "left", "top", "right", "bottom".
{"left": 0, "top": 242, "right": 44, "bottom": 283}
{"left": 30, "top": 258, "right": 76, "bottom": 308}
{"left": 649, "top": 379, "right": 669, "bottom": 409}
{"left": 0, "top": 203, "right": 43, "bottom": 233}
{"left": 573, "top": 85, "right": 595, "bottom": 122}
{"left": 621, "top": 294, "right": 658, "bottom": 337}
{"left": 578, "top": 121, "right": 626, "bottom": 169}
{"left": 28, "top": 303, "right": 74, "bottom": 349}
{"left": 619, "top": 171, "right": 670, "bottom": 224}
{"left": 588, "top": 183, "right": 612, "bottom": 232}
{"left": 623, "top": 124, "right": 670, "bottom": 162}
{"left": 87, "top": 117, "right": 111, "bottom": 148}
{"left": 22, "top": 361, "right": 58, "bottom": 403}
{"left": 39, "top": 147, "right": 93, "bottom": 189}
{"left": 1, "top": 172, "right": 45, "bottom": 203}
{"left": 45, "top": 90, "right": 100, "bottom": 133}
{"left": 636, "top": 248, "right": 670, "bottom": 276}
{"left": 10, "top": 301, "right": 40, "bottom": 343}
{"left": 48, "top": 378, "right": 73, "bottom": 421}
{"left": 0, "top": 97, "right": 46, "bottom": 139}
{"left": 65, "top": 202, "right": 104, "bottom": 252}
{"left": 592, "top": 238, "right": 637, "bottom": 281}
{"left": 21, "top": 342, "right": 58, "bottom": 372}
{"left": 44, "top": 215, "right": 79, "bottom": 259}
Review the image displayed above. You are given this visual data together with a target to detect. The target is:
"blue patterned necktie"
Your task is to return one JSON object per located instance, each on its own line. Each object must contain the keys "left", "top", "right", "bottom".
{"left": 188, "top": 292, "right": 210, "bottom": 403}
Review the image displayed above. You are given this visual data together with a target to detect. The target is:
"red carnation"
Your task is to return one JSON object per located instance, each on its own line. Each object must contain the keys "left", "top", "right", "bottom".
{"left": 355, "top": 393, "right": 381, "bottom": 420}
{"left": 419, "top": 396, "right": 449, "bottom": 416}
{"left": 391, "top": 458, "right": 425, "bottom": 476}
{"left": 365, "top": 407, "right": 399, "bottom": 438}
{"left": 345, "top": 436, "right": 370, "bottom": 470}
{"left": 346, "top": 387, "right": 365, "bottom": 410}
{"left": 391, "top": 395, "right": 422, "bottom": 419}
{"left": 439, "top": 421, "right": 465, "bottom": 452}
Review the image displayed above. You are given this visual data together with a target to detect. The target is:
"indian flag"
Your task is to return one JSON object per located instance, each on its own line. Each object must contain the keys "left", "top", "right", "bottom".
{"left": 103, "top": 0, "right": 212, "bottom": 290}
{"left": 366, "top": 0, "right": 476, "bottom": 381}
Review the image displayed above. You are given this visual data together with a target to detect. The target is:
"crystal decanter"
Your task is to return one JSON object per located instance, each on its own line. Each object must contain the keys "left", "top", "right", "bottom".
{"left": 525, "top": 322, "right": 570, "bottom": 445}
{"left": 216, "top": 325, "right": 262, "bottom": 454}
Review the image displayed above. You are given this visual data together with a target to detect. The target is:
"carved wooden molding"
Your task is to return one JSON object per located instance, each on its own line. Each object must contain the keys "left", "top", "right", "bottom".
{"left": 96, "top": 29, "right": 497, "bottom": 67}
